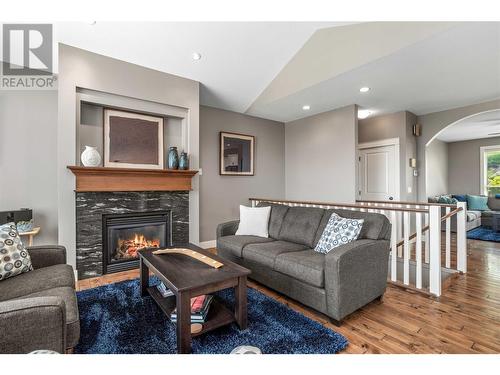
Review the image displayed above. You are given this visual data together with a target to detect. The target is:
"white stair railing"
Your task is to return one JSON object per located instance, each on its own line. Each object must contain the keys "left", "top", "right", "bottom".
{"left": 249, "top": 197, "right": 467, "bottom": 297}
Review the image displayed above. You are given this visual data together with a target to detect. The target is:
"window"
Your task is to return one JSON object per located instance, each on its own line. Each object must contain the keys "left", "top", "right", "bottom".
{"left": 481, "top": 146, "right": 500, "bottom": 196}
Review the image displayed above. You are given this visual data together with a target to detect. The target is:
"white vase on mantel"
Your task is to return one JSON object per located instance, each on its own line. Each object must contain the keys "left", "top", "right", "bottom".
{"left": 81, "top": 146, "right": 101, "bottom": 167}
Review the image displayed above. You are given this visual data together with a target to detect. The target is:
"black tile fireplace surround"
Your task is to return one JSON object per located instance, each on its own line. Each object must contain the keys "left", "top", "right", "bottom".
{"left": 76, "top": 191, "right": 189, "bottom": 279}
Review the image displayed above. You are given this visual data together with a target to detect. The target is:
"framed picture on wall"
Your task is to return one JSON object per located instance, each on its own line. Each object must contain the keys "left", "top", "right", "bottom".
{"left": 219, "top": 131, "right": 255, "bottom": 175}
{"left": 104, "top": 109, "right": 164, "bottom": 169}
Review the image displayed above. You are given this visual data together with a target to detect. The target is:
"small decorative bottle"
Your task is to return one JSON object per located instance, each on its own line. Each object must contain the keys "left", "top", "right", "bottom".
{"left": 167, "top": 147, "right": 179, "bottom": 169}
{"left": 179, "top": 152, "right": 189, "bottom": 170}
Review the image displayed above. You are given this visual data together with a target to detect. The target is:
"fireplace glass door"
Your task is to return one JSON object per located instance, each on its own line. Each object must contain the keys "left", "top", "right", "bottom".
{"left": 103, "top": 211, "right": 171, "bottom": 274}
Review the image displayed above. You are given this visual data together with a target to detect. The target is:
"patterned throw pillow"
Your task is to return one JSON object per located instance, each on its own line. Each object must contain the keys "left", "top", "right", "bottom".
{"left": 314, "top": 213, "right": 364, "bottom": 254}
{"left": 0, "top": 222, "right": 33, "bottom": 281}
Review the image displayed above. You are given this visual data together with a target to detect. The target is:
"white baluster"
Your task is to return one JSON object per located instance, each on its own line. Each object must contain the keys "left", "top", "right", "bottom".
{"left": 390, "top": 210, "right": 397, "bottom": 282}
{"left": 416, "top": 212, "right": 423, "bottom": 289}
{"left": 424, "top": 212, "right": 430, "bottom": 263}
{"left": 456, "top": 201, "right": 467, "bottom": 273}
{"left": 429, "top": 206, "right": 442, "bottom": 296}
{"left": 403, "top": 211, "right": 410, "bottom": 285}
{"left": 445, "top": 206, "right": 451, "bottom": 268}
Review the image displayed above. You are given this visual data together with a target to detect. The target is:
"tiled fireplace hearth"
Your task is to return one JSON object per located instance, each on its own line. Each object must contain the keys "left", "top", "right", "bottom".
{"left": 76, "top": 191, "right": 189, "bottom": 279}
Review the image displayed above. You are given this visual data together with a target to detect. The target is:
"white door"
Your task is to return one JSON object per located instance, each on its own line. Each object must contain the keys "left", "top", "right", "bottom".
{"left": 358, "top": 145, "right": 398, "bottom": 201}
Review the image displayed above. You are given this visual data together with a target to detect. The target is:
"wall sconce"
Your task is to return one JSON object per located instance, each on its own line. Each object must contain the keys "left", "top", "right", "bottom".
{"left": 413, "top": 124, "right": 421, "bottom": 137}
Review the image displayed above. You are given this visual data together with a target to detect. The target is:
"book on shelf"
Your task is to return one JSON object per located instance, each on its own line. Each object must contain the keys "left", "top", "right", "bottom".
{"left": 171, "top": 294, "right": 214, "bottom": 323}
{"left": 156, "top": 282, "right": 174, "bottom": 298}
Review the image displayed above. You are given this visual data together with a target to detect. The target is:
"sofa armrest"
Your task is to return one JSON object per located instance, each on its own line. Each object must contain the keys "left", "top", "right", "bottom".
{"left": 0, "top": 297, "right": 67, "bottom": 353}
{"left": 324, "top": 239, "right": 390, "bottom": 321}
{"left": 26, "top": 245, "right": 67, "bottom": 269}
{"left": 216, "top": 220, "right": 240, "bottom": 239}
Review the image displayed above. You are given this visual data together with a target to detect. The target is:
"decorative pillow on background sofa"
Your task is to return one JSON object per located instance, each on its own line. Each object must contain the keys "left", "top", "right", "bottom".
{"left": 437, "top": 195, "right": 458, "bottom": 204}
{"left": 235, "top": 205, "right": 271, "bottom": 238}
{"left": 0, "top": 222, "right": 33, "bottom": 281}
{"left": 452, "top": 194, "right": 467, "bottom": 202}
{"left": 314, "top": 213, "right": 364, "bottom": 254}
{"left": 466, "top": 195, "right": 489, "bottom": 211}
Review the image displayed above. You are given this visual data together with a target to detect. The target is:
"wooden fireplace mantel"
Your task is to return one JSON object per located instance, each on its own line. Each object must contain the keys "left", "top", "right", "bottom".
{"left": 67, "top": 166, "right": 198, "bottom": 192}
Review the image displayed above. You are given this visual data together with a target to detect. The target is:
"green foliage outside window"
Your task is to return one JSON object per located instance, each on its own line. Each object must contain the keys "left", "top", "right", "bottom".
{"left": 486, "top": 150, "right": 500, "bottom": 195}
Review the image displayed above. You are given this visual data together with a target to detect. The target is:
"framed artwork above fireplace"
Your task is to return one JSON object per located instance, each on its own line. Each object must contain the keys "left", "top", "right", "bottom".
{"left": 104, "top": 108, "right": 164, "bottom": 169}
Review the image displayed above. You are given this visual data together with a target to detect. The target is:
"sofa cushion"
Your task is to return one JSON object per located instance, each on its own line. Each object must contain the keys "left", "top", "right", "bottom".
{"left": 14, "top": 286, "right": 80, "bottom": 348}
{"left": 487, "top": 196, "right": 500, "bottom": 211}
{"left": 314, "top": 213, "right": 364, "bottom": 254}
{"left": 467, "top": 210, "right": 482, "bottom": 221}
{"left": 467, "top": 194, "right": 489, "bottom": 211}
{"left": 278, "top": 207, "right": 325, "bottom": 247}
{"left": 216, "top": 235, "right": 274, "bottom": 258}
{"left": 242, "top": 240, "right": 308, "bottom": 268}
{"left": 0, "top": 264, "right": 75, "bottom": 302}
{"left": 275, "top": 250, "right": 325, "bottom": 288}
{"left": 257, "top": 203, "right": 289, "bottom": 239}
{"left": 314, "top": 209, "right": 390, "bottom": 244}
{"left": 0, "top": 222, "right": 33, "bottom": 281}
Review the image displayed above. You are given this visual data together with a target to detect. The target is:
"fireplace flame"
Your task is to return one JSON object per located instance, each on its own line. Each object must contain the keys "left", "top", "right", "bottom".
{"left": 116, "top": 233, "right": 160, "bottom": 259}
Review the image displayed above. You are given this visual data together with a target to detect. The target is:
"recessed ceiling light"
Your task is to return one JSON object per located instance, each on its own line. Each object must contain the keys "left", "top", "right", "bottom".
{"left": 88, "top": 21, "right": 97, "bottom": 26}
{"left": 358, "top": 110, "right": 372, "bottom": 119}
{"left": 359, "top": 87, "right": 370, "bottom": 93}
{"left": 192, "top": 52, "right": 202, "bottom": 61}
{"left": 302, "top": 105, "right": 311, "bottom": 111}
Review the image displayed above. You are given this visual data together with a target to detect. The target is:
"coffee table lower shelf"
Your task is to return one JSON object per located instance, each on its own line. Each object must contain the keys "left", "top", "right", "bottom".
{"left": 147, "top": 286, "right": 236, "bottom": 337}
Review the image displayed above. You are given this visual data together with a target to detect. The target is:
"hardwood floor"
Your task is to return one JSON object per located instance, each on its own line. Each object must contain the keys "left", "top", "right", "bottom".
{"left": 77, "top": 239, "right": 500, "bottom": 354}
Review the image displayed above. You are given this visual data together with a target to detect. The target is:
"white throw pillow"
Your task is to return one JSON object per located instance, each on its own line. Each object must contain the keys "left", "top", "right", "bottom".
{"left": 235, "top": 205, "right": 271, "bottom": 238}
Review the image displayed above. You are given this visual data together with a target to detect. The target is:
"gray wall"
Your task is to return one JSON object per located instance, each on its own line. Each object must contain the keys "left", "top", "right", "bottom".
{"left": 417, "top": 99, "right": 500, "bottom": 200}
{"left": 58, "top": 44, "right": 200, "bottom": 268}
{"left": 285, "top": 105, "right": 357, "bottom": 202}
{"left": 199, "top": 106, "right": 285, "bottom": 242}
{"left": 358, "top": 111, "right": 418, "bottom": 201}
{"left": 0, "top": 91, "right": 58, "bottom": 244}
{"left": 425, "top": 139, "right": 448, "bottom": 197}
{"left": 448, "top": 136, "right": 500, "bottom": 195}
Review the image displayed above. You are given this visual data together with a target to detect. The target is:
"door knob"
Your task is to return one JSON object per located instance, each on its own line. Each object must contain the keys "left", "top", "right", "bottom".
{"left": 389, "top": 196, "right": 394, "bottom": 200}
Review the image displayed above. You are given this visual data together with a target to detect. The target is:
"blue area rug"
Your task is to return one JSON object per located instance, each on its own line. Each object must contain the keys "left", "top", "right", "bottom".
{"left": 467, "top": 226, "right": 500, "bottom": 242}
{"left": 75, "top": 278, "right": 348, "bottom": 354}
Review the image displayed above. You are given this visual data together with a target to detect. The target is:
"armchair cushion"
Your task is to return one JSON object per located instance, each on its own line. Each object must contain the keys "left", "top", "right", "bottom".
{"left": 0, "top": 296, "right": 66, "bottom": 353}
{"left": 0, "top": 222, "right": 33, "bottom": 281}
{"left": 13, "top": 287, "right": 79, "bottom": 348}
{"left": 0, "top": 264, "right": 75, "bottom": 302}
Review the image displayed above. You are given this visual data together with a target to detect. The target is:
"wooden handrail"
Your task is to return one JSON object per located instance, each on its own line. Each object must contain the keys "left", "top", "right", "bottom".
{"left": 249, "top": 198, "right": 428, "bottom": 213}
{"left": 395, "top": 207, "right": 463, "bottom": 248}
{"left": 356, "top": 199, "right": 458, "bottom": 208}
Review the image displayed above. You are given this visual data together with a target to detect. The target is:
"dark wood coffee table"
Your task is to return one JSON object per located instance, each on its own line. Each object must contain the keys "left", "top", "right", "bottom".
{"left": 138, "top": 243, "right": 251, "bottom": 354}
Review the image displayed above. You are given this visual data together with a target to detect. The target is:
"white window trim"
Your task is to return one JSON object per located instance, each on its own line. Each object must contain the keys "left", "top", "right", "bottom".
{"left": 480, "top": 145, "right": 500, "bottom": 196}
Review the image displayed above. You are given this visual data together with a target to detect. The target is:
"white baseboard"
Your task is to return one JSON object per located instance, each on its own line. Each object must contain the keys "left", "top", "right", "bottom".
{"left": 199, "top": 240, "right": 216, "bottom": 249}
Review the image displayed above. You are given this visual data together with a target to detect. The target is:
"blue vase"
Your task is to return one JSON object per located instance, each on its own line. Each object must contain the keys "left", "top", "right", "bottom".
{"left": 167, "top": 147, "right": 179, "bottom": 169}
{"left": 179, "top": 152, "right": 189, "bottom": 170}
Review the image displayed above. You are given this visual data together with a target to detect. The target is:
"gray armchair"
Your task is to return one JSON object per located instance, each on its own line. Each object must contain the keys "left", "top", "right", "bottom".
{"left": 0, "top": 246, "right": 79, "bottom": 354}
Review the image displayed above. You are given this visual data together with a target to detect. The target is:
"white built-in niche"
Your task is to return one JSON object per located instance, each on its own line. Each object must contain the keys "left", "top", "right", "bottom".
{"left": 76, "top": 88, "right": 189, "bottom": 167}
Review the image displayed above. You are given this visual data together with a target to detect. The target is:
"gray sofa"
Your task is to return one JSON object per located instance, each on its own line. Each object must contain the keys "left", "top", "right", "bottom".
{"left": 216, "top": 204, "right": 391, "bottom": 325}
{"left": 0, "top": 246, "right": 80, "bottom": 353}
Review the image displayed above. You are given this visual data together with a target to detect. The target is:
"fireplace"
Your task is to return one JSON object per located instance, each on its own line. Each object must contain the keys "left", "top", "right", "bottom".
{"left": 102, "top": 211, "right": 172, "bottom": 274}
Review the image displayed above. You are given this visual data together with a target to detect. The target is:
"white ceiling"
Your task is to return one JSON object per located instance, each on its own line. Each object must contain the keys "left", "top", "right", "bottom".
{"left": 436, "top": 110, "right": 500, "bottom": 142}
{"left": 54, "top": 22, "right": 500, "bottom": 123}
{"left": 54, "top": 22, "right": 347, "bottom": 114}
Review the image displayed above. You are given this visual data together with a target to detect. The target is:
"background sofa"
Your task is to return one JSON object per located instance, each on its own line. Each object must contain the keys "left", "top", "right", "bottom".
{"left": 428, "top": 195, "right": 500, "bottom": 231}
{"left": 0, "top": 245, "right": 79, "bottom": 354}
{"left": 216, "top": 203, "right": 391, "bottom": 325}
